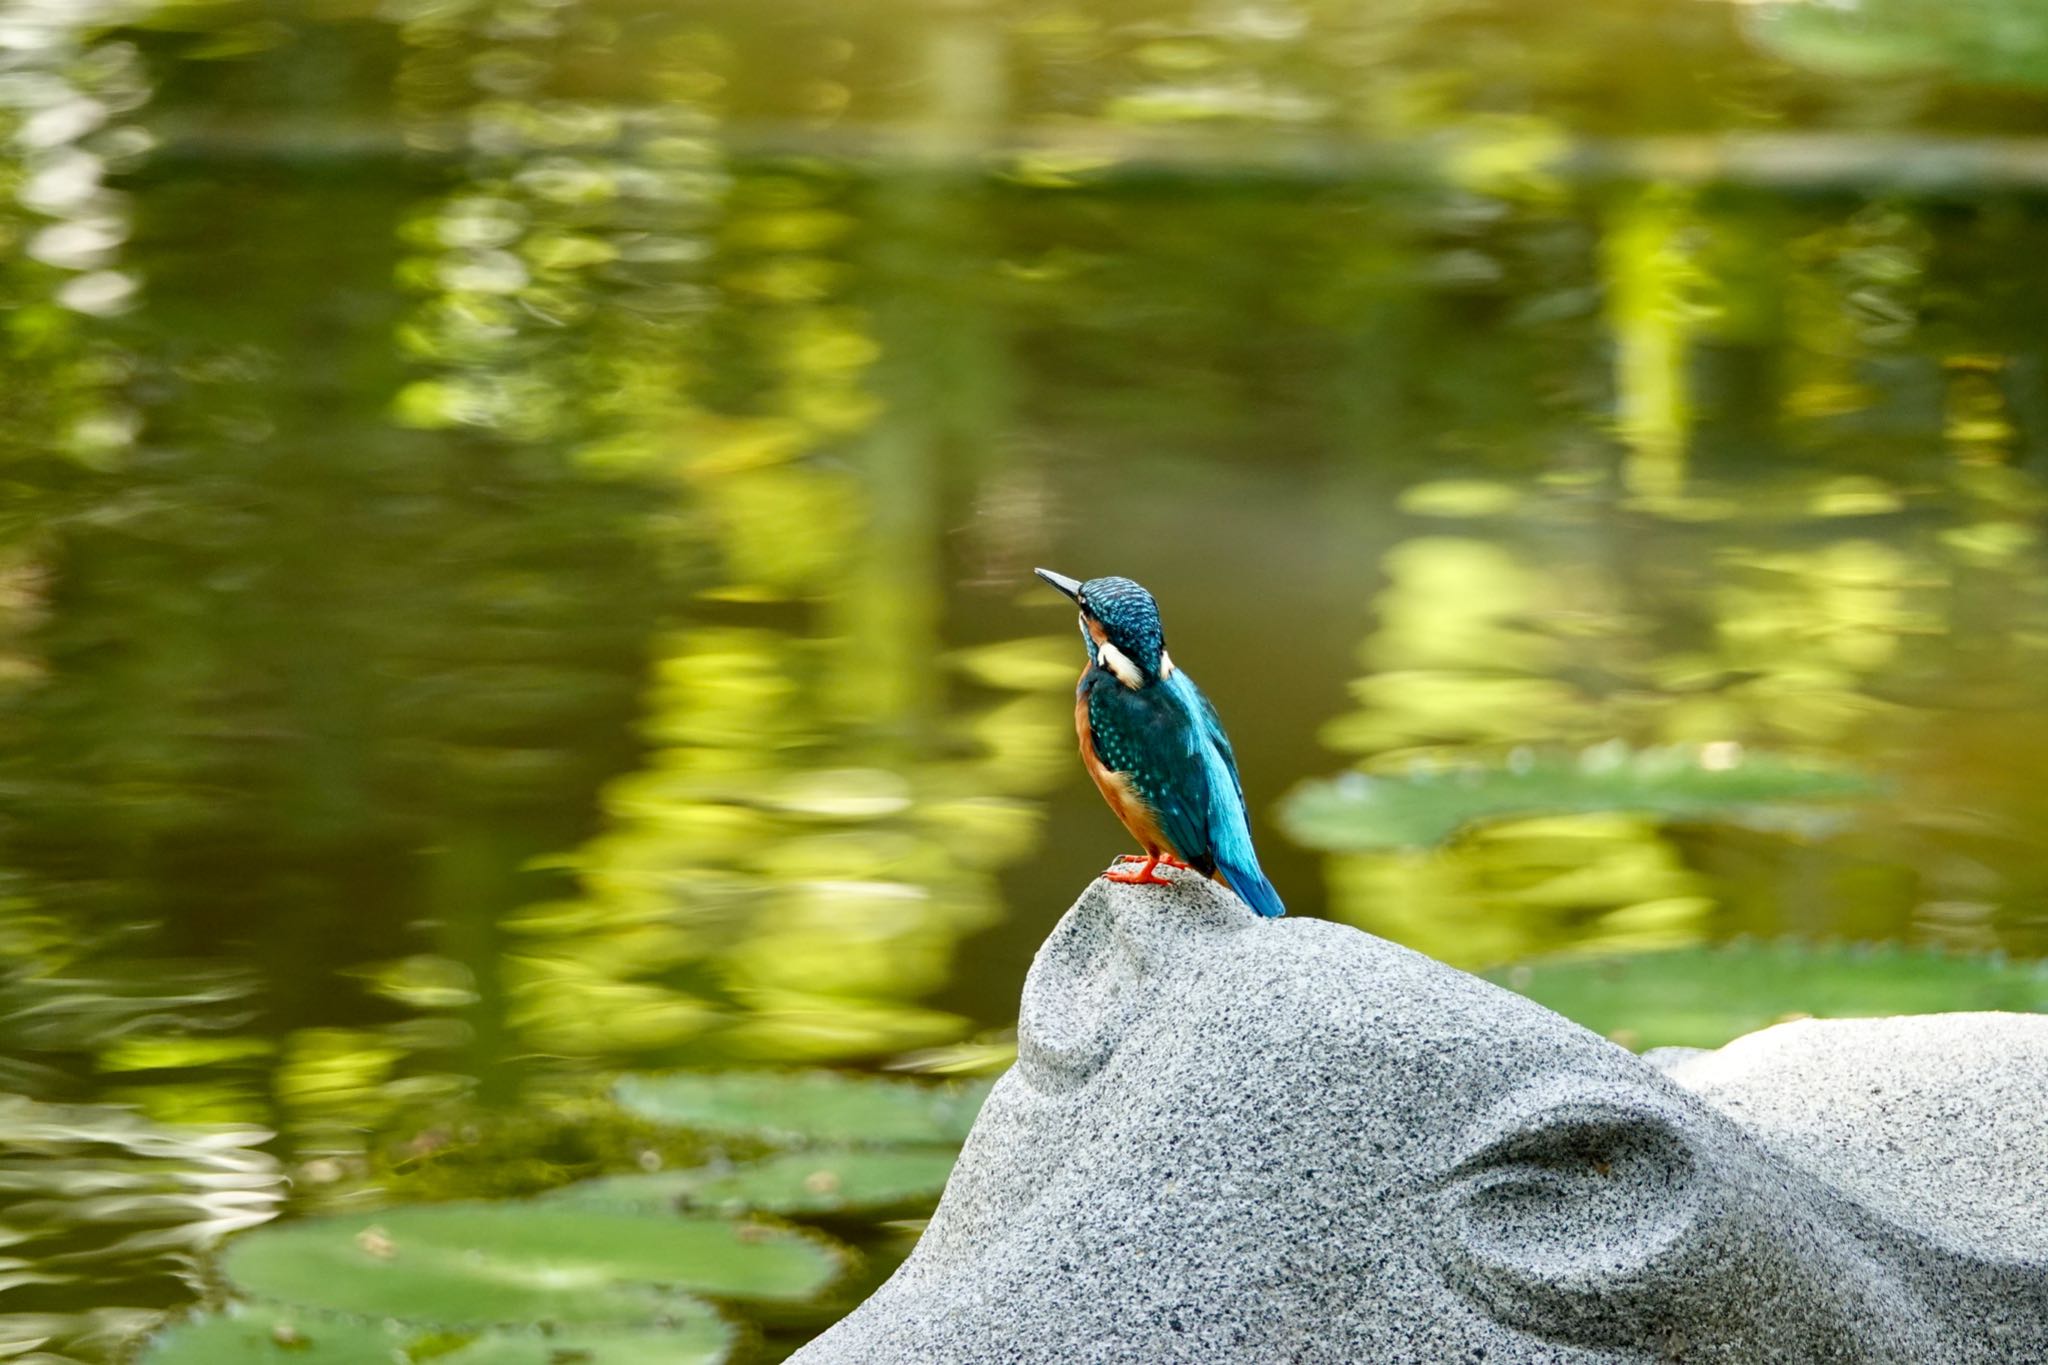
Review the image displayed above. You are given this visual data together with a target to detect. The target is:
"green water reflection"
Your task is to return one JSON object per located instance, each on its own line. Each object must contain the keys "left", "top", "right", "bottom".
{"left": 7, "top": 0, "right": 2048, "bottom": 1356}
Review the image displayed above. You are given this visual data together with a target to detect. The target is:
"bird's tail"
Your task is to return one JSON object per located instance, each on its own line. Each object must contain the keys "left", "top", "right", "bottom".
{"left": 1217, "top": 859, "right": 1285, "bottom": 919}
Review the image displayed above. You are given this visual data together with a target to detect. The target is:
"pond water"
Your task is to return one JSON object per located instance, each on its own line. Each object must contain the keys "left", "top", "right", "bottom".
{"left": 6, "top": 0, "right": 2048, "bottom": 1359}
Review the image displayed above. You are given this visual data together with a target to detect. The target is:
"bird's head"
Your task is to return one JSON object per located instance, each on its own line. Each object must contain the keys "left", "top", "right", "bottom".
{"left": 1034, "top": 568, "right": 1173, "bottom": 688}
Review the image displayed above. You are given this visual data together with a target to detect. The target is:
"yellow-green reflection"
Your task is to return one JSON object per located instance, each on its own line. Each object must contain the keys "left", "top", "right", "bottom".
{"left": 1604, "top": 184, "right": 1698, "bottom": 501}
{"left": 1316, "top": 183, "right": 2048, "bottom": 967}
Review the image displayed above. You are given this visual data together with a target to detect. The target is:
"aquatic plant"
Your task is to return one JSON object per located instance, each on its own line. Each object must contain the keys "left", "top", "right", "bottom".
{"left": 138, "top": 1069, "right": 990, "bottom": 1365}
{"left": 1489, "top": 940, "right": 2048, "bottom": 1050}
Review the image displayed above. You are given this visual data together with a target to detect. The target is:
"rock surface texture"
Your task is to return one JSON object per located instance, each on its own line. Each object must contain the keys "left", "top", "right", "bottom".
{"left": 793, "top": 871, "right": 2048, "bottom": 1364}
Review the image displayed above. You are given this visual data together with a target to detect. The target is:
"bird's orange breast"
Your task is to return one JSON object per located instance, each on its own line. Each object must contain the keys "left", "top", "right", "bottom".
{"left": 1076, "top": 683, "right": 1170, "bottom": 855}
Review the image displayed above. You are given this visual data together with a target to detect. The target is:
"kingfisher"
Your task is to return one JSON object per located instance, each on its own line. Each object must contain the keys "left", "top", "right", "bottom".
{"left": 1034, "top": 568, "right": 1285, "bottom": 918}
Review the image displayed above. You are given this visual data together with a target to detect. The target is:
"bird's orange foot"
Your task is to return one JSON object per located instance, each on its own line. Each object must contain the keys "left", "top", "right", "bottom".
{"left": 1104, "top": 855, "right": 1174, "bottom": 886}
{"left": 1113, "top": 852, "right": 1189, "bottom": 869}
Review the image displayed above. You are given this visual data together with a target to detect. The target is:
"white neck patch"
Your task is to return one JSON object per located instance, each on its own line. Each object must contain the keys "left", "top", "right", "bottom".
{"left": 1096, "top": 639, "right": 1144, "bottom": 689}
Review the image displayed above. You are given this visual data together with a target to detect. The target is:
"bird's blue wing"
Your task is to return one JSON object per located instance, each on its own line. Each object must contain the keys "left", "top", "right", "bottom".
{"left": 1160, "top": 670, "right": 1286, "bottom": 919}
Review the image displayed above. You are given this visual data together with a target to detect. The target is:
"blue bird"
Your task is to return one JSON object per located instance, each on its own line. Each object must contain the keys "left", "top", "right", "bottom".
{"left": 1035, "top": 568, "right": 1285, "bottom": 918}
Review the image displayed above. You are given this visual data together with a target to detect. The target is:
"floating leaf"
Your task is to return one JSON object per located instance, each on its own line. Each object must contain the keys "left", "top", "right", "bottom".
{"left": 433, "top": 1323, "right": 732, "bottom": 1365}
{"left": 221, "top": 1203, "right": 839, "bottom": 1327}
{"left": 1280, "top": 746, "right": 1877, "bottom": 852}
{"left": 140, "top": 1306, "right": 397, "bottom": 1365}
{"left": 549, "top": 1148, "right": 959, "bottom": 1217}
{"left": 140, "top": 1305, "right": 732, "bottom": 1365}
{"left": 541, "top": 1168, "right": 706, "bottom": 1213}
{"left": 1490, "top": 941, "right": 2048, "bottom": 1050}
{"left": 613, "top": 1070, "right": 992, "bottom": 1146}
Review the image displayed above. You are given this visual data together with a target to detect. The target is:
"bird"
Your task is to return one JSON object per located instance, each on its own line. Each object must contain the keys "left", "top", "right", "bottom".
{"left": 1034, "top": 568, "right": 1285, "bottom": 918}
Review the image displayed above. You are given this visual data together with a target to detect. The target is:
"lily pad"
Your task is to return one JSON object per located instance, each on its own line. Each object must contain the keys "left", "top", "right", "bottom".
{"left": 549, "top": 1148, "right": 960, "bottom": 1216}
{"left": 140, "top": 1307, "right": 398, "bottom": 1365}
{"left": 434, "top": 1323, "right": 733, "bottom": 1365}
{"left": 139, "top": 1305, "right": 733, "bottom": 1365}
{"left": 1489, "top": 941, "right": 2048, "bottom": 1050}
{"left": 1280, "top": 746, "right": 1877, "bottom": 852}
{"left": 221, "top": 1203, "right": 839, "bottom": 1327}
{"left": 613, "top": 1070, "right": 992, "bottom": 1146}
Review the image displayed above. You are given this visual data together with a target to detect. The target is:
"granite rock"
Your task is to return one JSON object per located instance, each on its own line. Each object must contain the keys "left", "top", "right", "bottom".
{"left": 794, "top": 870, "right": 2048, "bottom": 1364}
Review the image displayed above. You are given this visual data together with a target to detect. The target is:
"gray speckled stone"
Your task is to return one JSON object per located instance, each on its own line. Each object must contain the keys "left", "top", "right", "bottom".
{"left": 794, "top": 870, "right": 2048, "bottom": 1364}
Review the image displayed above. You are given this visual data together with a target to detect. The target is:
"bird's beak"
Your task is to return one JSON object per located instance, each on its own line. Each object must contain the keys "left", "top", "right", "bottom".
{"left": 1033, "top": 567, "right": 1083, "bottom": 602}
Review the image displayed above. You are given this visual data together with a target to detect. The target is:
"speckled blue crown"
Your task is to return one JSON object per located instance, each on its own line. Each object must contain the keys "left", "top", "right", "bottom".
{"left": 1080, "top": 576, "right": 1164, "bottom": 663}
